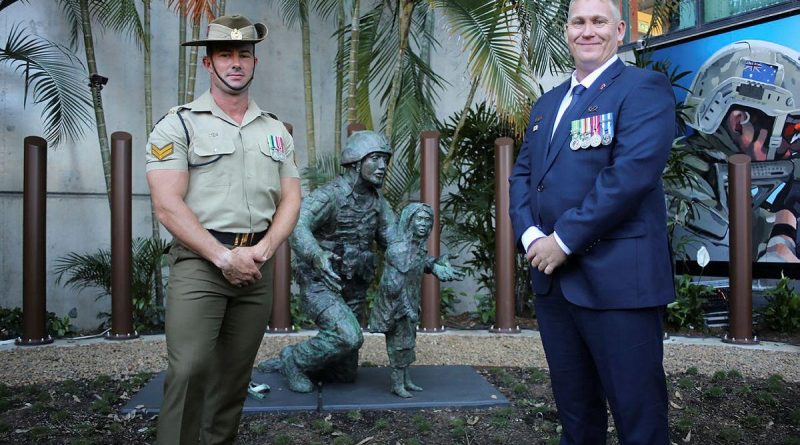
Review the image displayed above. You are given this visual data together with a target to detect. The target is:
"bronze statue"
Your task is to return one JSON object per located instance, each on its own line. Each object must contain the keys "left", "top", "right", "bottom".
{"left": 368, "top": 203, "right": 464, "bottom": 397}
{"left": 258, "top": 131, "right": 396, "bottom": 392}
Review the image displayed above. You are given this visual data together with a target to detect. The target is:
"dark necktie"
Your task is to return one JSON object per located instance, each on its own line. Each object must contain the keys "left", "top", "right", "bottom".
{"left": 563, "top": 84, "right": 587, "bottom": 119}
{"left": 550, "top": 84, "right": 587, "bottom": 144}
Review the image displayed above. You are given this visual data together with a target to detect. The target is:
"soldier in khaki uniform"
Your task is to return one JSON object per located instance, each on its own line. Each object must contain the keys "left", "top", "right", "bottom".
{"left": 145, "top": 14, "right": 301, "bottom": 445}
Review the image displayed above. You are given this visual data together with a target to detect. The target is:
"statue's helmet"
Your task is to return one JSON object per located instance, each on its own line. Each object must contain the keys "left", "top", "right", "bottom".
{"left": 683, "top": 40, "right": 800, "bottom": 159}
{"left": 340, "top": 131, "right": 392, "bottom": 166}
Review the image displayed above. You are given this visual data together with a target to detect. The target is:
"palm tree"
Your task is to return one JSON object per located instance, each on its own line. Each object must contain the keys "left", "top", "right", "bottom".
{"left": 167, "top": 0, "right": 216, "bottom": 102}
{"left": 266, "top": 0, "right": 319, "bottom": 168}
{"left": 54, "top": 0, "right": 144, "bottom": 204}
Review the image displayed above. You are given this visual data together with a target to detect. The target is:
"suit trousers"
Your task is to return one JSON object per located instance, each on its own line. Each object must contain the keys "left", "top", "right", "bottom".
{"left": 157, "top": 243, "right": 274, "bottom": 445}
{"left": 534, "top": 278, "right": 669, "bottom": 445}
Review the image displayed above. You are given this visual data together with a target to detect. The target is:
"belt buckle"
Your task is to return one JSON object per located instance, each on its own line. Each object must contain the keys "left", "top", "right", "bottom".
{"left": 234, "top": 233, "right": 254, "bottom": 247}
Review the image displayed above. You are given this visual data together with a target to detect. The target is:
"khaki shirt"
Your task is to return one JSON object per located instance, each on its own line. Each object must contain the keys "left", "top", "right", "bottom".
{"left": 146, "top": 91, "right": 300, "bottom": 233}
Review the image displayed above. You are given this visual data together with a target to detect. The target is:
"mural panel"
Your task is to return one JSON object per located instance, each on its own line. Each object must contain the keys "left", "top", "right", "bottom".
{"left": 650, "top": 15, "right": 800, "bottom": 269}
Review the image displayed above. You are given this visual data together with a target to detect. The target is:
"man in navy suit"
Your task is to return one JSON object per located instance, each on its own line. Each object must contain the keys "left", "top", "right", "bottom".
{"left": 509, "top": 0, "right": 675, "bottom": 443}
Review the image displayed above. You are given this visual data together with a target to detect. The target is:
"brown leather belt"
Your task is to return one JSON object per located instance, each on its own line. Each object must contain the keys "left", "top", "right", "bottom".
{"left": 208, "top": 229, "right": 267, "bottom": 247}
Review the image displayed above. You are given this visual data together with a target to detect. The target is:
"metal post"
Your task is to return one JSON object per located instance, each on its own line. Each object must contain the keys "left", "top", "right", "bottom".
{"left": 17, "top": 136, "right": 53, "bottom": 346}
{"left": 268, "top": 122, "right": 294, "bottom": 333}
{"left": 491, "top": 137, "right": 520, "bottom": 334}
{"left": 723, "top": 154, "right": 757, "bottom": 344}
{"left": 419, "top": 130, "right": 444, "bottom": 332}
{"left": 106, "top": 132, "right": 138, "bottom": 340}
{"left": 347, "top": 123, "right": 366, "bottom": 136}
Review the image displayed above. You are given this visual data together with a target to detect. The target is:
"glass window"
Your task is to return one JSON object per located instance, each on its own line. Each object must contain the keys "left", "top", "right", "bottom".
{"left": 705, "top": 0, "right": 790, "bottom": 22}
{"left": 623, "top": 0, "right": 793, "bottom": 44}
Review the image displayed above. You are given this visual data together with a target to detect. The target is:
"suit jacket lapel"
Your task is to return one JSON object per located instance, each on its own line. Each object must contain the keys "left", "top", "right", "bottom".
{"left": 536, "top": 59, "right": 626, "bottom": 185}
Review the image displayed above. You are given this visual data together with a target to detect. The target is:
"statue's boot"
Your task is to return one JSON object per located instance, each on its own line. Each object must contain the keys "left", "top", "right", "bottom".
{"left": 256, "top": 356, "right": 283, "bottom": 373}
{"left": 281, "top": 346, "right": 314, "bottom": 393}
{"left": 391, "top": 368, "right": 412, "bottom": 398}
{"left": 404, "top": 368, "right": 423, "bottom": 392}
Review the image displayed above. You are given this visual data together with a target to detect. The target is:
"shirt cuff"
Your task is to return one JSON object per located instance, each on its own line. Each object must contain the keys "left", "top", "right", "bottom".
{"left": 521, "top": 226, "right": 546, "bottom": 252}
{"left": 554, "top": 232, "right": 572, "bottom": 255}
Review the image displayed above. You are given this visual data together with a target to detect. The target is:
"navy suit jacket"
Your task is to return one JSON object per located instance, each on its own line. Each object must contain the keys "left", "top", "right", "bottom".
{"left": 509, "top": 59, "right": 676, "bottom": 309}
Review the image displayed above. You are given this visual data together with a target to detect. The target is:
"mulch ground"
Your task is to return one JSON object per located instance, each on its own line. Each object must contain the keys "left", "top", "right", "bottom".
{"left": 1, "top": 365, "right": 798, "bottom": 445}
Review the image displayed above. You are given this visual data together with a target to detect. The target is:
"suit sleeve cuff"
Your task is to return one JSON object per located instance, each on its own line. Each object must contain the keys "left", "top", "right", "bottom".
{"left": 554, "top": 232, "right": 572, "bottom": 255}
{"left": 521, "top": 226, "right": 546, "bottom": 252}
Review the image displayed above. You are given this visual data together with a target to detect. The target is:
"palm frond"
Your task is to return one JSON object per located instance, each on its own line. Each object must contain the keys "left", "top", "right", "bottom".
{"left": 312, "top": 0, "right": 347, "bottom": 21}
{"left": 166, "top": 0, "right": 216, "bottom": 24}
{"left": 432, "top": 0, "right": 536, "bottom": 137}
{"left": 57, "top": 0, "right": 83, "bottom": 50}
{"left": 301, "top": 151, "right": 343, "bottom": 190}
{"left": 0, "top": 0, "right": 28, "bottom": 13}
{"left": 645, "top": 0, "right": 681, "bottom": 41}
{"left": 0, "top": 24, "right": 93, "bottom": 146}
{"left": 519, "top": 0, "right": 571, "bottom": 77}
{"left": 93, "top": 0, "right": 145, "bottom": 50}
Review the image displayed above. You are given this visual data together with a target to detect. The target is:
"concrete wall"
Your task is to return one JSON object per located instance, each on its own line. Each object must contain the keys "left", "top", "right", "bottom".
{"left": 0, "top": 1, "right": 567, "bottom": 329}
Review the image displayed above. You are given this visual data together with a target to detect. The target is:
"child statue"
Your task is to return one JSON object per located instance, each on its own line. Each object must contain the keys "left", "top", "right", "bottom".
{"left": 368, "top": 203, "right": 463, "bottom": 397}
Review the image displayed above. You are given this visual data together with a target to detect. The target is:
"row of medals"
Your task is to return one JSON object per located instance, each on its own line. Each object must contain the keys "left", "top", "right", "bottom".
{"left": 570, "top": 115, "right": 613, "bottom": 150}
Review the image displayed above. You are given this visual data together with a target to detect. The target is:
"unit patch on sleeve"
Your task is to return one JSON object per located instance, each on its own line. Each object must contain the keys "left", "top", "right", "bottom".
{"left": 151, "top": 142, "right": 175, "bottom": 160}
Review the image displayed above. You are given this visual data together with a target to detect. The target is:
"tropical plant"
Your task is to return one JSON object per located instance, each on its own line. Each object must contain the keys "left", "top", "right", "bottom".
{"left": 473, "top": 293, "right": 495, "bottom": 325}
{"left": 53, "top": 237, "right": 168, "bottom": 332}
{"left": 0, "top": 307, "right": 73, "bottom": 340}
{"left": 266, "top": 0, "right": 318, "bottom": 167}
{"left": 666, "top": 275, "right": 714, "bottom": 330}
{"left": 440, "top": 101, "right": 533, "bottom": 314}
{"left": 0, "top": 24, "right": 93, "bottom": 147}
{"left": 439, "top": 286, "right": 463, "bottom": 318}
{"left": 758, "top": 276, "right": 800, "bottom": 333}
{"left": 55, "top": 0, "right": 145, "bottom": 204}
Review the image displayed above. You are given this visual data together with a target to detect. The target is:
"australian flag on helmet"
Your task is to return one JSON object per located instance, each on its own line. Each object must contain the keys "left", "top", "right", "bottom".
{"left": 742, "top": 59, "right": 779, "bottom": 85}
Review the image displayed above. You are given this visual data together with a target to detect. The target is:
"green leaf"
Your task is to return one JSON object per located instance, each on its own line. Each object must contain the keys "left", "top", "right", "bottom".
{"left": 0, "top": 24, "right": 93, "bottom": 146}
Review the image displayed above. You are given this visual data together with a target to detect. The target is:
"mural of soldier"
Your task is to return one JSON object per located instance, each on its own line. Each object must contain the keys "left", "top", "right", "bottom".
{"left": 668, "top": 40, "right": 800, "bottom": 263}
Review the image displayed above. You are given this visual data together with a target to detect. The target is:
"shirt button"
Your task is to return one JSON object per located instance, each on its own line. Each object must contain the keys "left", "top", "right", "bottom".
{"left": 537, "top": 185, "right": 544, "bottom": 192}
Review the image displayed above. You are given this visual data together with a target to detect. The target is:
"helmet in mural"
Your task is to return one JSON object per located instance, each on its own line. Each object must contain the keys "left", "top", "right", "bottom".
{"left": 684, "top": 40, "right": 800, "bottom": 160}
{"left": 340, "top": 131, "right": 393, "bottom": 166}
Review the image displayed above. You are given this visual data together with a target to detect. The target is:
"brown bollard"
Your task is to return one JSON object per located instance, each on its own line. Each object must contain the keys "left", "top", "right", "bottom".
{"left": 419, "top": 130, "right": 444, "bottom": 332}
{"left": 17, "top": 136, "right": 53, "bottom": 346}
{"left": 106, "top": 132, "right": 138, "bottom": 340}
{"left": 723, "top": 154, "right": 758, "bottom": 344}
{"left": 347, "top": 123, "right": 366, "bottom": 136}
{"left": 267, "top": 122, "right": 294, "bottom": 333}
{"left": 491, "top": 138, "right": 520, "bottom": 334}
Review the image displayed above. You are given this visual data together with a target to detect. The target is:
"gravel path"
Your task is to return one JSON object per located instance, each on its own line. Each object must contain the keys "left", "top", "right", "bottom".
{"left": 1, "top": 331, "right": 798, "bottom": 386}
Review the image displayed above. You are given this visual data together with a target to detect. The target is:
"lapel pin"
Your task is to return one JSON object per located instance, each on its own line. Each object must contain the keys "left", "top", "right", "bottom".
{"left": 599, "top": 83, "right": 607, "bottom": 90}
{"left": 534, "top": 115, "right": 543, "bottom": 123}
{"left": 532, "top": 124, "right": 539, "bottom": 132}
{"left": 588, "top": 105, "right": 598, "bottom": 112}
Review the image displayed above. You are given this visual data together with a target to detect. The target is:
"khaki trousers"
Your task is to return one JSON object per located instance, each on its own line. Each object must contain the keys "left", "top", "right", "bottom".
{"left": 157, "top": 243, "right": 274, "bottom": 445}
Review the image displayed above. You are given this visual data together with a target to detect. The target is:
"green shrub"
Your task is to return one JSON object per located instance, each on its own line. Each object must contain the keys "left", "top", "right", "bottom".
{"left": 666, "top": 275, "right": 713, "bottom": 329}
{"left": 54, "top": 237, "right": 167, "bottom": 332}
{"left": 758, "top": 277, "right": 800, "bottom": 332}
{"left": 474, "top": 293, "right": 496, "bottom": 325}
{"left": 440, "top": 287, "right": 463, "bottom": 318}
{"left": 290, "top": 293, "right": 312, "bottom": 330}
{"left": 439, "top": 102, "right": 533, "bottom": 313}
{"left": 0, "top": 307, "right": 73, "bottom": 339}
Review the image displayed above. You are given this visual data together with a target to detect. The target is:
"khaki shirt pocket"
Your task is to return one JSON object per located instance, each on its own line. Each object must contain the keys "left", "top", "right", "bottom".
{"left": 190, "top": 136, "right": 237, "bottom": 187}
